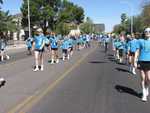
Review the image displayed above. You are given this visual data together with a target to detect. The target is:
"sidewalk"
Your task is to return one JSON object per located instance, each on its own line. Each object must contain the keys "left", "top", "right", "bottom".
{"left": 5, "top": 43, "right": 26, "bottom": 55}
{"left": 6, "top": 44, "right": 26, "bottom": 50}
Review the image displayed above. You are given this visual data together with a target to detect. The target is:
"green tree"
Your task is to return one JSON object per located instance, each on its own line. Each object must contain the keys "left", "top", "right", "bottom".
{"left": 21, "top": 0, "right": 84, "bottom": 35}
{"left": 21, "top": 0, "right": 61, "bottom": 34}
{"left": 80, "top": 17, "right": 93, "bottom": 34}
{"left": 113, "top": 24, "right": 125, "bottom": 34}
{"left": 0, "top": 11, "right": 17, "bottom": 32}
{"left": 121, "top": 13, "right": 128, "bottom": 24}
{"left": 141, "top": 2, "right": 150, "bottom": 27}
{"left": 55, "top": 0, "right": 84, "bottom": 35}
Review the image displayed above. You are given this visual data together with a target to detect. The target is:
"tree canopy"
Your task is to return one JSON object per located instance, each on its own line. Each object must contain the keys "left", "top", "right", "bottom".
{"left": 0, "top": 1, "right": 17, "bottom": 33}
{"left": 113, "top": 1, "right": 150, "bottom": 34}
{"left": 21, "top": 0, "right": 84, "bottom": 35}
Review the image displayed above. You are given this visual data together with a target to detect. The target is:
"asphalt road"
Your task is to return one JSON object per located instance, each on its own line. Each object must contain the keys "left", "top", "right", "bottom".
{"left": 0, "top": 43, "right": 150, "bottom": 113}
{"left": 0, "top": 42, "right": 96, "bottom": 113}
{"left": 20, "top": 45, "right": 150, "bottom": 113}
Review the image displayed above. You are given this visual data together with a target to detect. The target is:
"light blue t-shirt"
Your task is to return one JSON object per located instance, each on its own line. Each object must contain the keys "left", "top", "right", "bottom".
{"left": 86, "top": 35, "right": 90, "bottom": 42}
{"left": 128, "top": 39, "right": 138, "bottom": 53}
{"left": 68, "top": 38, "right": 74, "bottom": 47}
{"left": 49, "top": 36, "right": 58, "bottom": 48}
{"left": 34, "top": 35, "right": 45, "bottom": 50}
{"left": 114, "top": 39, "right": 125, "bottom": 50}
{"left": 60, "top": 39, "right": 69, "bottom": 49}
{"left": 105, "top": 37, "right": 110, "bottom": 43}
{"left": 26, "top": 37, "right": 33, "bottom": 48}
{"left": 137, "top": 39, "right": 150, "bottom": 61}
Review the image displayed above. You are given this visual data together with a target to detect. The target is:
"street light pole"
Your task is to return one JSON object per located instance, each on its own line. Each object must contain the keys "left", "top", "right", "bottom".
{"left": 131, "top": 15, "right": 133, "bottom": 34}
{"left": 27, "top": 0, "right": 31, "bottom": 38}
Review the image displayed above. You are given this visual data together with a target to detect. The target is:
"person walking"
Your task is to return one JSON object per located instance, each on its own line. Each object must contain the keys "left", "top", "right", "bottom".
{"left": 32, "top": 28, "right": 45, "bottom": 71}
{"left": 0, "top": 33, "right": 9, "bottom": 61}
{"left": 134, "top": 28, "right": 150, "bottom": 102}
{"left": 128, "top": 33, "right": 138, "bottom": 75}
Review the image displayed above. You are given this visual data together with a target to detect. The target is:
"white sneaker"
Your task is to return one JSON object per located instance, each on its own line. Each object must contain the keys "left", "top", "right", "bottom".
{"left": 142, "top": 96, "right": 147, "bottom": 102}
{"left": 63, "top": 57, "right": 65, "bottom": 61}
{"left": 40, "top": 66, "right": 44, "bottom": 71}
{"left": 6, "top": 55, "right": 10, "bottom": 60}
{"left": 67, "top": 55, "right": 70, "bottom": 60}
{"left": 132, "top": 70, "right": 136, "bottom": 75}
{"left": 132, "top": 68, "right": 136, "bottom": 75}
{"left": 50, "top": 59, "right": 55, "bottom": 64}
{"left": 142, "top": 88, "right": 148, "bottom": 102}
{"left": 56, "top": 59, "right": 59, "bottom": 63}
{"left": 50, "top": 62, "right": 54, "bottom": 64}
{"left": 33, "top": 68, "right": 39, "bottom": 72}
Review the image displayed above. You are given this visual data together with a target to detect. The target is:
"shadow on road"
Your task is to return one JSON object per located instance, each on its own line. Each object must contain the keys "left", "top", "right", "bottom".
{"left": 115, "top": 85, "right": 142, "bottom": 98}
{"left": 89, "top": 61, "right": 107, "bottom": 64}
{"left": 107, "top": 57, "right": 116, "bottom": 62}
{"left": 115, "top": 67, "right": 130, "bottom": 73}
{"left": 117, "top": 62, "right": 127, "bottom": 66}
{"left": 107, "top": 54, "right": 114, "bottom": 57}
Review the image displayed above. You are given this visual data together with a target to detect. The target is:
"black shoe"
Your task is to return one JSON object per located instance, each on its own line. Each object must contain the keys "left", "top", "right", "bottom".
{"left": 0, "top": 79, "right": 6, "bottom": 87}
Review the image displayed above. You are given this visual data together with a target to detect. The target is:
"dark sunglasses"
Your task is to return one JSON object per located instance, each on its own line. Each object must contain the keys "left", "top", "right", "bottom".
{"left": 145, "top": 31, "right": 150, "bottom": 33}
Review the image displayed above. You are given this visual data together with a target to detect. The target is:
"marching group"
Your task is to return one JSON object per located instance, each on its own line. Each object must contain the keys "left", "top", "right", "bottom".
{"left": 0, "top": 27, "right": 150, "bottom": 102}
{"left": 100, "top": 27, "right": 150, "bottom": 102}
{"left": 26, "top": 28, "right": 91, "bottom": 72}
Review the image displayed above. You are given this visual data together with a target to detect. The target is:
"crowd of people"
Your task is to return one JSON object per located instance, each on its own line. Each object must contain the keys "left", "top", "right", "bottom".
{"left": 26, "top": 28, "right": 92, "bottom": 72}
{"left": 0, "top": 27, "right": 150, "bottom": 102}
{"left": 97, "top": 27, "right": 150, "bottom": 102}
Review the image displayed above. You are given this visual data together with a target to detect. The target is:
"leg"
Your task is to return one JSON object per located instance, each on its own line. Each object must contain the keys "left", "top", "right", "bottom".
{"left": 51, "top": 50, "right": 55, "bottom": 64}
{"left": 56, "top": 49, "right": 59, "bottom": 63}
{"left": 131, "top": 55, "right": 136, "bottom": 74}
{"left": 1, "top": 50, "right": 4, "bottom": 61}
{"left": 140, "top": 70, "right": 147, "bottom": 101}
{"left": 145, "top": 70, "right": 150, "bottom": 96}
{"left": 34, "top": 51, "right": 39, "bottom": 71}
{"left": 39, "top": 52, "right": 44, "bottom": 71}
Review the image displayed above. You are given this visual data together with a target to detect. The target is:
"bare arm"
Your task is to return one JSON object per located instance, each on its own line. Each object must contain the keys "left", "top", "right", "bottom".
{"left": 134, "top": 49, "right": 140, "bottom": 68}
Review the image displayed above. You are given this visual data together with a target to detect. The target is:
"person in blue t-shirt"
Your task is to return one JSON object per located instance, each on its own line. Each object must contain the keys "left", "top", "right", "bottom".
{"left": 33, "top": 28, "right": 45, "bottom": 71}
{"left": 68, "top": 36, "right": 74, "bottom": 57}
{"left": 26, "top": 37, "right": 34, "bottom": 55}
{"left": 49, "top": 33, "right": 59, "bottom": 64}
{"left": 76, "top": 35, "right": 81, "bottom": 51}
{"left": 85, "top": 34, "right": 91, "bottom": 48}
{"left": 134, "top": 28, "right": 150, "bottom": 102}
{"left": 113, "top": 35, "right": 120, "bottom": 60}
{"left": 128, "top": 33, "right": 138, "bottom": 75}
{"left": 104, "top": 35, "right": 110, "bottom": 53}
{"left": 60, "top": 36, "right": 70, "bottom": 61}
{"left": 117, "top": 35, "right": 125, "bottom": 63}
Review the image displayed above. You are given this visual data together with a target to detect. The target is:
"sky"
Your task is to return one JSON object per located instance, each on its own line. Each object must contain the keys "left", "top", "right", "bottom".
{"left": 1, "top": 0, "right": 145, "bottom": 32}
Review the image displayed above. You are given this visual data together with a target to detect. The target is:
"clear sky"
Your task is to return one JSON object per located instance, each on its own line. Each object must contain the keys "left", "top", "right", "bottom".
{"left": 1, "top": 0, "right": 144, "bottom": 32}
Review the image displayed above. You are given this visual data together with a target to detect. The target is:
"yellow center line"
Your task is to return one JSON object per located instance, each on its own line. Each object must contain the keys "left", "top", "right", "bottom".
{"left": 7, "top": 46, "right": 97, "bottom": 113}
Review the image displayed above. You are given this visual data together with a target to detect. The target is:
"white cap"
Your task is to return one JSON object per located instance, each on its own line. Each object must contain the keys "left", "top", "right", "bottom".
{"left": 145, "top": 27, "right": 150, "bottom": 32}
{"left": 36, "top": 28, "right": 43, "bottom": 32}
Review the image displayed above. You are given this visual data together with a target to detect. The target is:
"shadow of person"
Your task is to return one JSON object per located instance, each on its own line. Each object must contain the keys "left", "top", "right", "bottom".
{"left": 115, "top": 67, "right": 131, "bottom": 73}
{"left": 89, "top": 61, "right": 107, "bottom": 64}
{"left": 107, "top": 57, "right": 116, "bottom": 62}
{"left": 107, "top": 54, "right": 114, "bottom": 57}
{"left": 115, "top": 85, "right": 142, "bottom": 98}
